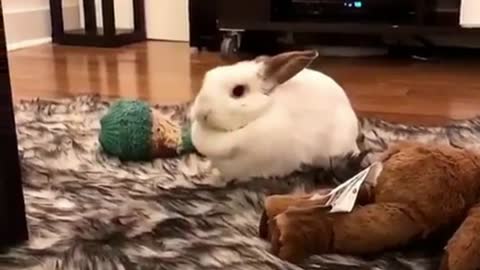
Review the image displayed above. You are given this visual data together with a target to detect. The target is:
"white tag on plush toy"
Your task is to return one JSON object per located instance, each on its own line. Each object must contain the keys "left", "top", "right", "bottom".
{"left": 324, "top": 162, "right": 383, "bottom": 213}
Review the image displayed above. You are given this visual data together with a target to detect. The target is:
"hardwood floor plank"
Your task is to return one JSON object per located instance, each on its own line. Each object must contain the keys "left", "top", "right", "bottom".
{"left": 8, "top": 41, "right": 480, "bottom": 125}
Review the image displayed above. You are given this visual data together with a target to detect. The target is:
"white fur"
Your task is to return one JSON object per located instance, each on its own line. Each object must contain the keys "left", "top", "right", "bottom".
{"left": 190, "top": 57, "right": 359, "bottom": 181}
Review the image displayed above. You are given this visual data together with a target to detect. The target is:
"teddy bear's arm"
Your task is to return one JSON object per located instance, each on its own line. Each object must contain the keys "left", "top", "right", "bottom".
{"left": 439, "top": 203, "right": 480, "bottom": 270}
{"left": 259, "top": 184, "right": 376, "bottom": 241}
{"left": 268, "top": 202, "right": 425, "bottom": 263}
{"left": 264, "top": 184, "right": 375, "bottom": 220}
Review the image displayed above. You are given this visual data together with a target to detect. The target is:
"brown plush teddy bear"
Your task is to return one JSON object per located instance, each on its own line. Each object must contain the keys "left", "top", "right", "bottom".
{"left": 259, "top": 141, "right": 480, "bottom": 270}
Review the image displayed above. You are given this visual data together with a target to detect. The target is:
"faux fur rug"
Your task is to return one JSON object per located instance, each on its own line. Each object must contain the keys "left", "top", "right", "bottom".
{"left": 2, "top": 95, "right": 480, "bottom": 270}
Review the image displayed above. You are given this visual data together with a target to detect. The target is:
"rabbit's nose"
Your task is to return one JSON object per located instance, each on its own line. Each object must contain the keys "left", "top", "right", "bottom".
{"left": 193, "top": 106, "right": 212, "bottom": 122}
{"left": 201, "top": 110, "right": 213, "bottom": 122}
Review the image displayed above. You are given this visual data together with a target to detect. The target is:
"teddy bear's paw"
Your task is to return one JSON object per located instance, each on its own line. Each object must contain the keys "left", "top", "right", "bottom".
{"left": 269, "top": 212, "right": 309, "bottom": 264}
{"left": 259, "top": 193, "right": 328, "bottom": 240}
{"left": 260, "top": 192, "right": 332, "bottom": 241}
{"left": 259, "top": 195, "right": 303, "bottom": 241}
{"left": 268, "top": 207, "right": 334, "bottom": 263}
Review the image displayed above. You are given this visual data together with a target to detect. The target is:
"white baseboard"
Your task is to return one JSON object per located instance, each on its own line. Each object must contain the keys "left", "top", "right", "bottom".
{"left": 4, "top": 5, "right": 80, "bottom": 51}
{"left": 460, "top": 0, "right": 480, "bottom": 28}
{"left": 7, "top": 37, "right": 52, "bottom": 52}
{"left": 460, "top": 24, "right": 480, "bottom": 28}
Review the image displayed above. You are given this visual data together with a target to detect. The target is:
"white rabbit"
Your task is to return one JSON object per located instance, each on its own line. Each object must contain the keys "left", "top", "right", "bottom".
{"left": 189, "top": 50, "right": 359, "bottom": 181}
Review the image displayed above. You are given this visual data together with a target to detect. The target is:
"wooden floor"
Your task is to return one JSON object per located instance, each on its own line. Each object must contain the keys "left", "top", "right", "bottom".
{"left": 8, "top": 41, "right": 480, "bottom": 125}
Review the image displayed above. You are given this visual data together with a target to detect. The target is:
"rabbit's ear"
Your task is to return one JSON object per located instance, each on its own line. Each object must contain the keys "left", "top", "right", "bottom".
{"left": 258, "top": 50, "right": 318, "bottom": 93}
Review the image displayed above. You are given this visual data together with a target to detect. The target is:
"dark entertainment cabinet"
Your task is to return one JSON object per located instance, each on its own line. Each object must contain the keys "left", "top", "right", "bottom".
{"left": 206, "top": 0, "right": 480, "bottom": 56}
{"left": 0, "top": 2, "right": 29, "bottom": 248}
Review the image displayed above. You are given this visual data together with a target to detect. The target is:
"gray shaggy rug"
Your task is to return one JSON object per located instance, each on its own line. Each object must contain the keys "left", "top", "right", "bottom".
{"left": 1, "top": 95, "right": 480, "bottom": 270}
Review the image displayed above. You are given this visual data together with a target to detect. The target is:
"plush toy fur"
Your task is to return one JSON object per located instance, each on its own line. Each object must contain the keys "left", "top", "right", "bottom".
{"left": 259, "top": 141, "right": 480, "bottom": 270}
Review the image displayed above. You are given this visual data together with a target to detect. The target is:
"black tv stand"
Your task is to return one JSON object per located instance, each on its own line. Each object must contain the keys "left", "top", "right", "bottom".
{"left": 217, "top": 0, "right": 479, "bottom": 57}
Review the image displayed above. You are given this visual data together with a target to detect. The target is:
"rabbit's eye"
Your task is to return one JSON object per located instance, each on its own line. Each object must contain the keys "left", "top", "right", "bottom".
{"left": 231, "top": 85, "right": 247, "bottom": 98}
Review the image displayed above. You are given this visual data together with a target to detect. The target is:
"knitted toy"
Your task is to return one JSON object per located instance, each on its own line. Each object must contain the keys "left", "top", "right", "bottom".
{"left": 259, "top": 141, "right": 480, "bottom": 270}
{"left": 99, "top": 100, "right": 195, "bottom": 161}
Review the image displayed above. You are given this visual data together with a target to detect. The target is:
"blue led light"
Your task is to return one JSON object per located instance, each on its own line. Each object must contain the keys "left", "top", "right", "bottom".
{"left": 354, "top": 1, "right": 362, "bottom": 8}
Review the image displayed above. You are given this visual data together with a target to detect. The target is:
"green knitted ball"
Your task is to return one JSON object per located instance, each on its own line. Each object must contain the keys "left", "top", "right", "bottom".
{"left": 180, "top": 124, "right": 195, "bottom": 154}
{"left": 99, "top": 100, "right": 153, "bottom": 161}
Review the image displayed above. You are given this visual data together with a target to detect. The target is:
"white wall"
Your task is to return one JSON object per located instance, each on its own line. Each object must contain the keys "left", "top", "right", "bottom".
{"left": 79, "top": 0, "right": 134, "bottom": 29}
{"left": 3, "top": 0, "right": 81, "bottom": 51}
{"left": 145, "top": 0, "right": 189, "bottom": 41}
{"left": 79, "top": 0, "right": 189, "bottom": 41}
{"left": 460, "top": 0, "right": 480, "bottom": 28}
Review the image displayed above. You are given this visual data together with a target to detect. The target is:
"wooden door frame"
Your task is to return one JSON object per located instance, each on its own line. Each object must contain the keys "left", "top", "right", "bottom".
{"left": 0, "top": 1, "right": 29, "bottom": 248}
